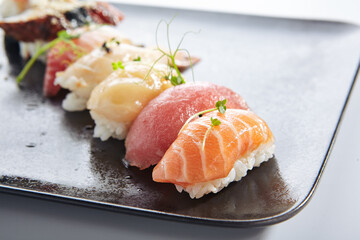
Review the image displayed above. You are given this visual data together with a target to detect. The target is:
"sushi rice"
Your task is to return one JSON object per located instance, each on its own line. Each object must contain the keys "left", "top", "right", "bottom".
{"left": 57, "top": 75, "right": 91, "bottom": 111}
{"left": 175, "top": 141, "right": 275, "bottom": 199}
{"left": 90, "top": 111, "right": 129, "bottom": 141}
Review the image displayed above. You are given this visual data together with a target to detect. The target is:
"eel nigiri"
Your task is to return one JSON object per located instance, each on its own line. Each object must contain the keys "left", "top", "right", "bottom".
{"left": 0, "top": 0, "right": 124, "bottom": 42}
{"left": 56, "top": 43, "right": 196, "bottom": 111}
{"left": 44, "top": 25, "right": 131, "bottom": 97}
{"left": 152, "top": 109, "right": 275, "bottom": 199}
{"left": 87, "top": 62, "right": 174, "bottom": 141}
{"left": 125, "top": 82, "right": 249, "bottom": 170}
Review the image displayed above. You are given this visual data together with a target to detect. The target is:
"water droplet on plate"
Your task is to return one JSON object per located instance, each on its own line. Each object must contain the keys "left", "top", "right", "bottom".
{"left": 26, "top": 143, "right": 36, "bottom": 148}
{"left": 83, "top": 125, "right": 94, "bottom": 131}
{"left": 125, "top": 175, "right": 132, "bottom": 179}
{"left": 121, "top": 158, "right": 129, "bottom": 168}
{"left": 26, "top": 103, "right": 38, "bottom": 111}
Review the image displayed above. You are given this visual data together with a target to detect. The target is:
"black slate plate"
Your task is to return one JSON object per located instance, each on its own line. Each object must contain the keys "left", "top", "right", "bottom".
{"left": 0, "top": 4, "right": 359, "bottom": 227}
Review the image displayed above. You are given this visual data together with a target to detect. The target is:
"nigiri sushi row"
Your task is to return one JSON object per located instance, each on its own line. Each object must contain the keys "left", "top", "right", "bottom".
{"left": 77, "top": 49, "right": 275, "bottom": 198}
{"left": 2, "top": 2, "right": 275, "bottom": 199}
{"left": 84, "top": 75, "right": 275, "bottom": 198}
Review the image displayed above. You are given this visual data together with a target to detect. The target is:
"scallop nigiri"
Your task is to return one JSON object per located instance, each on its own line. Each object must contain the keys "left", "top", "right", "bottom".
{"left": 125, "top": 82, "right": 249, "bottom": 170}
{"left": 152, "top": 109, "right": 275, "bottom": 199}
{"left": 87, "top": 62, "right": 174, "bottom": 141}
{"left": 56, "top": 42, "right": 195, "bottom": 111}
{"left": 44, "top": 25, "right": 131, "bottom": 97}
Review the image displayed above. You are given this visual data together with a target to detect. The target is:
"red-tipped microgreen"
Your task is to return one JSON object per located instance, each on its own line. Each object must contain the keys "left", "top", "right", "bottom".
{"left": 16, "top": 30, "right": 80, "bottom": 84}
{"left": 145, "top": 16, "right": 199, "bottom": 86}
{"left": 178, "top": 99, "right": 228, "bottom": 135}
{"left": 202, "top": 117, "right": 222, "bottom": 151}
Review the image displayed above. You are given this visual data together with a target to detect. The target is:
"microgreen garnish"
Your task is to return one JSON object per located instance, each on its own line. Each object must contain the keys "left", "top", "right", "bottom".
{"left": 16, "top": 30, "right": 80, "bottom": 84}
{"left": 144, "top": 16, "right": 199, "bottom": 86}
{"left": 178, "top": 99, "right": 228, "bottom": 135}
{"left": 133, "top": 56, "right": 141, "bottom": 62}
{"left": 112, "top": 61, "right": 124, "bottom": 70}
{"left": 170, "top": 75, "right": 185, "bottom": 86}
{"left": 216, "top": 99, "right": 227, "bottom": 114}
{"left": 202, "top": 117, "right": 221, "bottom": 151}
{"left": 110, "top": 37, "right": 121, "bottom": 45}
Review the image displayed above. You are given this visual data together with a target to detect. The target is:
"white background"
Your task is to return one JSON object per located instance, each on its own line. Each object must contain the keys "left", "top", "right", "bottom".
{"left": 111, "top": 0, "right": 360, "bottom": 25}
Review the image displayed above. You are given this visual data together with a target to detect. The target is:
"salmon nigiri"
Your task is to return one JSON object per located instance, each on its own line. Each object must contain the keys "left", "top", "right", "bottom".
{"left": 152, "top": 109, "right": 275, "bottom": 199}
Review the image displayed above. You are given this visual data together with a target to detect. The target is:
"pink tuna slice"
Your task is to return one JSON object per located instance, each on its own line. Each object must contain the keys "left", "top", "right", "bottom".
{"left": 125, "top": 82, "right": 249, "bottom": 170}
{"left": 43, "top": 41, "right": 87, "bottom": 97}
{"left": 43, "top": 26, "right": 123, "bottom": 97}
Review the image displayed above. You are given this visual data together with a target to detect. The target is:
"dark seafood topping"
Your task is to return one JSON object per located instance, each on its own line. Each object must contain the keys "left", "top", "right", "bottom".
{"left": 101, "top": 41, "right": 111, "bottom": 53}
{"left": 101, "top": 38, "right": 120, "bottom": 53}
{"left": 64, "top": 7, "right": 93, "bottom": 28}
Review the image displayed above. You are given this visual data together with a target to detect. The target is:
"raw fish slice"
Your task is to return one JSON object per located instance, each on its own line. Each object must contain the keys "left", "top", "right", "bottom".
{"left": 88, "top": 2, "right": 124, "bottom": 26}
{"left": 56, "top": 43, "right": 194, "bottom": 111}
{"left": 87, "top": 62, "right": 173, "bottom": 141}
{"left": 43, "top": 26, "right": 131, "bottom": 97}
{"left": 125, "top": 82, "right": 249, "bottom": 170}
{"left": 152, "top": 109, "right": 275, "bottom": 199}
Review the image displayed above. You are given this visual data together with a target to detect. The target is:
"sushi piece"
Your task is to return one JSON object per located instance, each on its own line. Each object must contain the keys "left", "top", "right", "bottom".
{"left": 56, "top": 42, "right": 196, "bottom": 111}
{"left": 87, "top": 62, "right": 174, "bottom": 141}
{"left": 125, "top": 82, "right": 249, "bottom": 169}
{"left": 0, "top": 0, "right": 124, "bottom": 42}
{"left": 152, "top": 109, "right": 275, "bottom": 199}
{"left": 43, "top": 25, "right": 131, "bottom": 97}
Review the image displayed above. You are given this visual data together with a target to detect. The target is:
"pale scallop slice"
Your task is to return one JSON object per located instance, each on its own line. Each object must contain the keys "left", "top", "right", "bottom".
{"left": 87, "top": 62, "right": 174, "bottom": 141}
{"left": 56, "top": 43, "right": 182, "bottom": 111}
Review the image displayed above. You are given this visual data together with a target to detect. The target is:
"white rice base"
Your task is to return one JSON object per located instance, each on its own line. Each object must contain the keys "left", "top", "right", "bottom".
{"left": 61, "top": 92, "right": 87, "bottom": 112}
{"left": 55, "top": 75, "right": 91, "bottom": 112}
{"left": 175, "top": 142, "right": 275, "bottom": 199}
{"left": 90, "top": 111, "right": 129, "bottom": 141}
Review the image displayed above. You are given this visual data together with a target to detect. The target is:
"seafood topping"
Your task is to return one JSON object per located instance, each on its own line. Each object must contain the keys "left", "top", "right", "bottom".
{"left": 64, "top": 7, "right": 93, "bottom": 28}
{"left": 0, "top": 0, "right": 124, "bottom": 42}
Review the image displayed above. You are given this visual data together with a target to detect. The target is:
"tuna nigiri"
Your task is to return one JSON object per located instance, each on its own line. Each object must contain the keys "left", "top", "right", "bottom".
{"left": 152, "top": 109, "right": 275, "bottom": 199}
{"left": 44, "top": 25, "right": 132, "bottom": 97}
{"left": 56, "top": 42, "right": 196, "bottom": 111}
{"left": 125, "top": 82, "right": 249, "bottom": 170}
{"left": 87, "top": 62, "right": 174, "bottom": 141}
